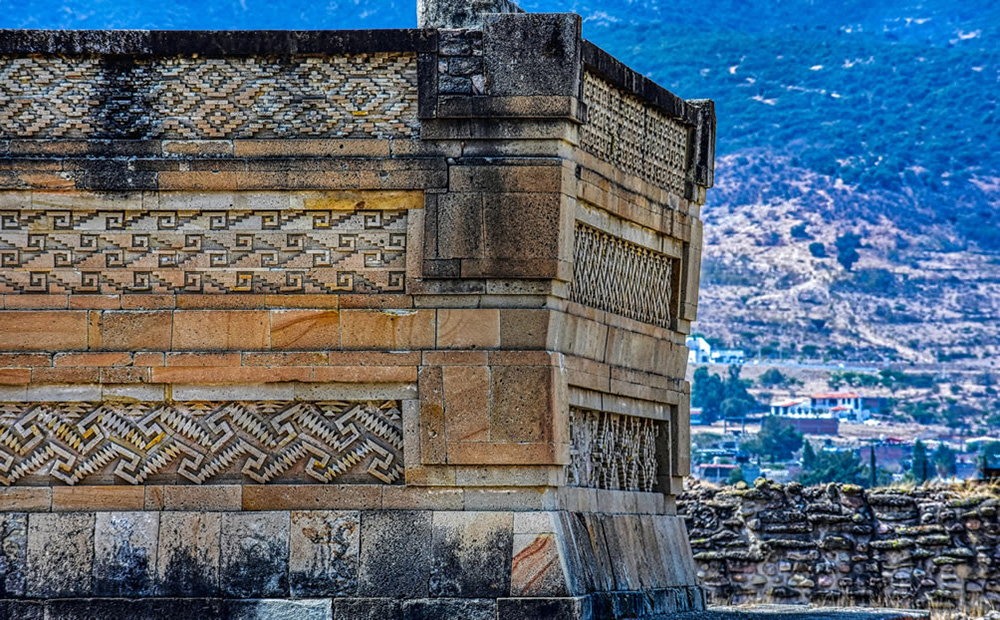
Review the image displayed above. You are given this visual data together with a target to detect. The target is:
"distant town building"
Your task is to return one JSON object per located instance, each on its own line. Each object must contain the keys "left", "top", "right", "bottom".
{"left": 775, "top": 415, "right": 839, "bottom": 435}
{"left": 768, "top": 391, "right": 873, "bottom": 424}
{"left": 686, "top": 336, "right": 712, "bottom": 364}
{"left": 770, "top": 399, "right": 811, "bottom": 416}
{"left": 698, "top": 463, "right": 740, "bottom": 484}
{"left": 710, "top": 349, "right": 746, "bottom": 365}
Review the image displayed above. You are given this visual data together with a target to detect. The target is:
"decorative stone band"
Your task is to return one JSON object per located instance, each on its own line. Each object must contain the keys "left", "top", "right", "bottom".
{"left": 567, "top": 407, "right": 662, "bottom": 493}
{"left": 569, "top": 223, "right": 676, "bottom": 328}
{"left": 0, "top": 207, "right": 408, "bottom": 295}
{"left": 0, "top": 53, "right": 419, "bottom": 140}
{"left": 580, "top": 70, "right": 691, "bottom": 197}
{"left": 0, "top": 400, "right": 403, "bottom": 486}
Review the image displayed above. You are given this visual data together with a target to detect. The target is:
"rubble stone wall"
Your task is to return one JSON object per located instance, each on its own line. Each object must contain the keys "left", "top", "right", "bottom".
{"left": 680, "top": 481, "right": 1000, "bottom": 612}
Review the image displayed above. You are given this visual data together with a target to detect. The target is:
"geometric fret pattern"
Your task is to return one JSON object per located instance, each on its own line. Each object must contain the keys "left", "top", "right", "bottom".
{"left": 0, "top": 53, "right": 419, "bottom": 139}
{"left": 580, "top": 71, "right": 690, "bottom": 197}
{"left": 569, "top": 223, "right": 675, "bottom": 328}
{"left": 567, "top": 407, "right": 661, "bottom": 493}
{"left": 0, "top": 209, "right": 407, "bottom": 294}
{"left": 0, "top": 400, "right": 403, "bottom": 486}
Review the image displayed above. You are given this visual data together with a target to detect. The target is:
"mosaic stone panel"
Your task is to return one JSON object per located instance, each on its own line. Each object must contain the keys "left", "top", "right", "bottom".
{"left": 569, "top": 223, "right": 675, "bottom": 328}
{"left": 0, "top": 208, "right": 407, "bottom": 294}
{"left": 580, "top": 71, "right": 689, "bottom": 196}
{"left": 0, "top": 53, "right": 419, "bottom": 139}
{"left": 567, "top": 407, "right": 661, "bottom": 493}
{"left": 0, "top": 400, "right": 403, "bottom": 485}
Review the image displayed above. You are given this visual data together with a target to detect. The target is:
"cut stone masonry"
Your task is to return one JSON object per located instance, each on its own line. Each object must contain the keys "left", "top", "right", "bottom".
{"left": 0, "top": 0, "right": 715, "bottom": 616}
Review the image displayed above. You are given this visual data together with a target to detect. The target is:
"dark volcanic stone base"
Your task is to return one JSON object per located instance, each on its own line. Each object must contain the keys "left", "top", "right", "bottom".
{"left": 0, "top": 509, "right": 704, "bottom": 619}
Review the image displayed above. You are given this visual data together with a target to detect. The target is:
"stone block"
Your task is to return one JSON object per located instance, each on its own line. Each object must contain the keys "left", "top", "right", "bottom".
{"left": 333, "top": 598, "right": 401, "bottom": 620}
{"left": 483, "top": 13, "right": 581, "bottom": 96}
{"left": 511, "top": 532, "right": 570, "bottom": 596}
{"left": 220, "top": 512, "right": 290, "bottom": 597}
{"left": 358, "top": 510, "right": 432, "bottom": 598}
{"left": 223, "top": 599, "right": 333, "bottom": 620}
{"left": 270, "top": 309, "right": 341, "bottom": 350}
{"left": 497, "top": 596, "right": 591, "bottom": 620}
{"left": 402, "top": 598, "right": 496, "bottom": 620}
{"left": 0, "top": 311, "right": 88, "bottom": 351}
{"left": 26, "top": 513, "right": 94, "bottom": 597}
{"left": 0, "top": 487, "right": 51, "bottom": 512}
{"left": 289, "top": 511, "right": 361, "bottom": 597}
{"left": 101, "top": 311, "right": 172, "bottom": 350}
{"left": 0, "top": 513, "right": 27, "bottom": 597}
{"left": 419, "top": 365, "right": 447, "bottom": 464}
{"left": 52, "top": 486, "right": 144, "bottom": 511}
{"left": 490, "top": 364, "right": 555, "bottom": 443}
{"left": 242, "top": 485, "right": 382, "bottom": 511}
{"left": 340, "top": 310, "right": 436, "bottom": 350}
{"left": 437, "top": 308, "right": 499, "bottom": 349}
{"left": 172, "top": 310, "right": 269, "bottom": 350}
{"left": 156, "top": 512, "right": 221, "bottom": 597}
{"left": 442, "top": 364, "right": 490, "bottom": 443}
{"left": 499, "top": 308, "right": 552, "bottom": 350}
{"left": 0, "top": 601, "right": 42, "bottom": 620}
{"left": 436, "top": 192, "right": 483, "bottom": 260}
{"left": 430, "top": 511, "right": 513, "bottom": 598}
{"left": 93, "top": 511, "right": 159, "bottom": 596}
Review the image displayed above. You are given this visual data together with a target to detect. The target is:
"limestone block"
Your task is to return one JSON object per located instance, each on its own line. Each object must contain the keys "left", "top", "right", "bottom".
{"left": 25, "top": 513, "right": 95, "bottom": 597}
{"left": 429, "top": 511, "right": 513, "bottom": 598}
{"left": 483, "top": 13, "right": 582, "bottom": 97}
{"left": 0, "top": 602, "right": 41, "bottom": 620}
{"left": 156, "top": 512, "right": 221, "bottom": 596}
{"left": 497, "top": 596, "right": 592, "bottom": 620}
{"left": 289, "top": 511, "right": 360, "bottom": 597}
{"left": 358, "top": 511, "right": 432, "bottom": 598}
{"left": 224, "top": 599, "right": 332, "bottom": 620}
{"left": 511, "top": 532, "right": 570, "bottom": 596}
{"left": 93, "top": 511, "right": 160, "bottom": 596}
{"left": 220, "top": 512, "right": 290, "bottom": 597}
{"left": 0, "top": 513, "right": 27, "bottom": 597}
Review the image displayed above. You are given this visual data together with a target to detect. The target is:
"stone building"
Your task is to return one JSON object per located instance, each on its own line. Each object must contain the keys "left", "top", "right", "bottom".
{"left": 0, "top": 0, "right": 715, "bottom": 617}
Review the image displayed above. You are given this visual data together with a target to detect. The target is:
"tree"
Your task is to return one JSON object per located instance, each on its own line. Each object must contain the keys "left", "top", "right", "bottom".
{"left": 799, "top": 449, "right": 869, "bottom": 486}
{"left": 802, "top": 441, "right": 817, "bottom": 469}
{"left": 692, "top": 367, "right": 724, "bottom": 424}
{"left": 911, "top": 440, "right": 930, "bottom": 483}
{"left": 726, "top": 467, "right": 746, "bottom": 485}
{"left": 933, "top": 443, "right": 957, "bottom": 478}
{"left": 835, "top": 233, "right": 862, "bottom": 271}
{"left": 742, "top": 417, "right": 804, "bottom": 462}
{"left": 759, "top": 368, "right": 787, "bottom": 388}
{"left": 809, "top": 242, "right": 827, "bottom": 258}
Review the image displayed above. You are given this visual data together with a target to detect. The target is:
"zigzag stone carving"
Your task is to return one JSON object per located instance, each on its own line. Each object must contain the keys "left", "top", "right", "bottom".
{"left": 569, "top": 223, "right": 676, "bottom": 327}
{"left": 0, "top": 400, "right": 404, "bottom": 486}
{"left": 0, "top": 54, "right": 419, "bottom": 139}
{"left": 567, "top": 407, "right": 661, "bottom": 493}
{"left": 0, "top": 208, "right": 408, "bottom": 294}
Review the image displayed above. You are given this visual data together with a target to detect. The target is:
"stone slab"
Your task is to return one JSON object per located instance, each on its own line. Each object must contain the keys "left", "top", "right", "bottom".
{"left": 289, "top": 511, "right": 360, "bottom": 597}
{"left": 220, "top": 512, "right": 290, "bottom": 598}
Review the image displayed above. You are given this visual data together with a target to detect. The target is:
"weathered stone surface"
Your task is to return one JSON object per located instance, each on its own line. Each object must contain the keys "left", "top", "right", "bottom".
{"left": 157, "top": 512, "right": 221, "bottom": 596}
{"left": 511, "top": 533, "right": 569, "bottom": 596}
{"left": 224, "top": 599, "right": 332, "bottom": 620}
{"left": 26, "top": 513, "right": 94, "bottom": 597}
{"left": 94, "top": 511, "right": 159, "bottom": 596}
{"left": 333, "top": 597, "right": 402, "bottom": 620}
{"left": 289, "top": 511, "right": 360, "bottom": 597}
{"left": 220, "top": 512, "right": 290, "bottom": 597}
{"left": 429, "top": 511, "right": 513, "bottom": 597}
{"left": 0, "top": 513, "right": 27, "bottom": 597}
{"left": 358, "top": 511, "right": 432, "bottom": 598}
{"left": 402, "top": 598, "right": 496, "bottom": 620}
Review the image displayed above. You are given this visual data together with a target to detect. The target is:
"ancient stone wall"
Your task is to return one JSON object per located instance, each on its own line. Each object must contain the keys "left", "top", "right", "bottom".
{"left": 680, "top": 481, "right": 1000, "bottom": 612}
{"left": 0, "top": 9, "right": 715, "bottom": 618}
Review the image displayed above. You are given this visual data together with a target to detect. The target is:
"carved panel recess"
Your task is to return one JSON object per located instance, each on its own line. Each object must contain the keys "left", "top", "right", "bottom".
{"left": 0, "top": 400, "right": 403, "bottom": 486}
{"left": 567, "top": 407, "right": 661, "bottom": 493}
{"left": 0, "top": 208, "right": 407, "bottom": 294}
{"left": 0, "top": 54, "right": 419, "bottom": 139}
{"left": 580, "top": 71, "right": 689, "bottom": 196}
{"left": 569, "top": 223, "right": 675, "bottom": 327}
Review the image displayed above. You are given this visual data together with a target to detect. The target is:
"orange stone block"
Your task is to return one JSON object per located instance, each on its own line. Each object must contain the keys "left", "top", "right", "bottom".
{"left": 269, "top": 309, "right": 340, "bottom": 350}
{"left": 0, "top": 311, "right": 88, "bottom": 351}
{"left": 54, "top": 352, "right": 132, "bottom": 367}
{"left": 172, "top": 310, "right": 269, "bottom": 350}
{"left": 0, "top": 368, "right": 30, "bottom": 384}
{"left": 52, "top": 486, "right": 144, "bottom": 511}
{"left": 443, "top": 365, "right": 490, "bottom": 442}
{"left": 340, "top": 309, "right": 435, "bottom": 350}
{"left": 150, "top": 365, "right": 313, "bottom": 384}
{"left": 437, "top": 308, "right": 500, "bottom": 349}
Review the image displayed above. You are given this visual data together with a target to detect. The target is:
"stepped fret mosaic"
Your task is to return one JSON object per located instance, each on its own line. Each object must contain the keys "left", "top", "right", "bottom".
{"left": 0, "top": 208, "right": 408, "bottom": 294}
{"left": 0, "top": 53, "right": 419, "bottom": 139}
{"left": 0, "top": 400, "right": 403, "bottom": 485}
{"left": 569, "top": 223, "right": 675, "bottom": 327}
{"left": 567, "top": 407, "right": 661, "bottom": 493}
{"left": 580, "top": 71, "right": 690, "bottom": 196}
